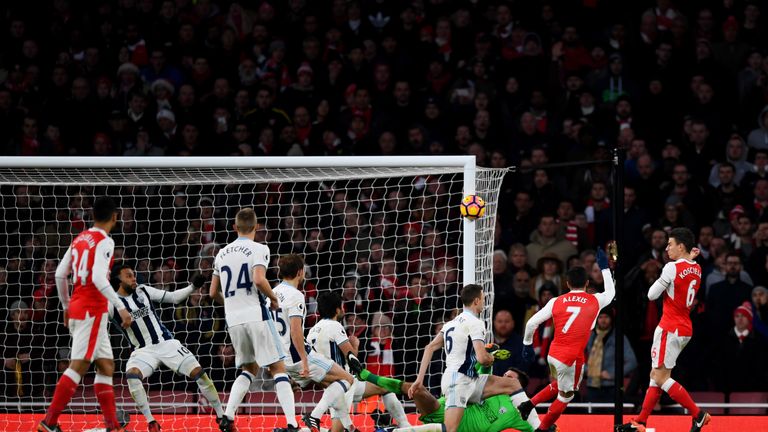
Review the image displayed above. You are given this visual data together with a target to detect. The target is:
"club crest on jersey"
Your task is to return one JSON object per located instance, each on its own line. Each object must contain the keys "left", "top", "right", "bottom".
{"left": 499, "top": 406, "right": 508, "bottom": 414}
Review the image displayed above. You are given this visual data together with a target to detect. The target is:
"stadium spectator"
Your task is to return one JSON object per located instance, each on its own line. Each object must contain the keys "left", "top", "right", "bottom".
{"left": 526, "top": 214, "right": 578, "bottom": 267}
{"left": 707, "top": 253, "right": 755, "bottom": 334}
{"left": 712, "top": 302, "right": 768, "bottom": 392}
{"left": 491, "top": 309, "right": 526, "bottom": 376}
{"left": 585, "top": 309, "right": 638, "bottom": 402}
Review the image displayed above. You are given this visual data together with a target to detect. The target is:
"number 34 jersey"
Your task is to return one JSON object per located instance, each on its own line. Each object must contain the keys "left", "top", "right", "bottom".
{"left": 656, "top": 259, "right": 702, "bottom": 337}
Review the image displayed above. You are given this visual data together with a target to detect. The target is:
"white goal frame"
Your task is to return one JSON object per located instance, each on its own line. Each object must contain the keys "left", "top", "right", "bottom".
{"left": 1, "top": 155, "right": 478, "bottom": 287}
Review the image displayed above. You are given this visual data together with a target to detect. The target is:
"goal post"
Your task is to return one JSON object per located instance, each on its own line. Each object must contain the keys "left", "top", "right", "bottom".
{"left": 0, "top": 156, "right": 506, "bottom": 431}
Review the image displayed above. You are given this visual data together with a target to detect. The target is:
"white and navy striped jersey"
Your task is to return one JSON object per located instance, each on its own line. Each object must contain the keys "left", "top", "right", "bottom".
{"left": 308, "top": 318, "right": 350, "bottom": 370}
{"left": 108, "top": 284, "right": 194, "bottom": 349}
{"left": 441, "top": 309, "right": 486, "bottom": 378}
{"left": 272, "top": 281, "right": 310, "bottom": 365}
{"left": 214, "top": 237, "right": 271, "bottom": 327}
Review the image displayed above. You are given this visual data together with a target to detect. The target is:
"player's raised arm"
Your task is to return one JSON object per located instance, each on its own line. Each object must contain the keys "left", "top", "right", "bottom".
{"left": 523, "top": 299, "right": 554, "bottom": 346}
{"left": 409, "top": 331, "right": 444, "bottom": 398}
{"left": 143, "top": 274, "right": 205, "bottom": 304}
{"left": 55, "top": 246, "right": 73, "bottom": 324}
{"left": 595, "top": 247, "right": 616, "bottom": 308}
{"left": 648, "top": 262, "right": 676, "bottom": 301}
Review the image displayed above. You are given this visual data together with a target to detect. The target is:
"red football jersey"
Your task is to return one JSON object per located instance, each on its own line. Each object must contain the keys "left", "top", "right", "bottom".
{"left": 67, "top": 228, "right": 114, "bottom": 319}
{"left": 656, "top": 259, "right": 702, "bottom": 337}
{"left": 548, "top": 291, "right": 602, "bottom": 363}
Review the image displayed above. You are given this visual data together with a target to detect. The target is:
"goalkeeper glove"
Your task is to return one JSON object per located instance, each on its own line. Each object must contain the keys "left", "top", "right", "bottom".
{"left": 596, "top": 247, "right": 609, "bottom": 270}
{"left": 347, "top": 352, "right": 363, "bottom": 376}
{"left": 192, "top": 274, "right": 207, "bottom": 289}
{"left": 485, "top": 343, "right": 511, "bottom": 360}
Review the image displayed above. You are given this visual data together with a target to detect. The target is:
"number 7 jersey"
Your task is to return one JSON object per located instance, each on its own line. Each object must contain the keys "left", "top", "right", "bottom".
{"left": 654, "top": 259, "right": 702, "bottom": 337}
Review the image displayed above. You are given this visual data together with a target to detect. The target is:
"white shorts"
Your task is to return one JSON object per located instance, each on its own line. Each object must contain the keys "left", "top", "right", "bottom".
{"left": 330, "top": 378, "right": 361, "bottom": 420}
{"left": 651, "top": 326, "right": 691, "bottom": 369}
{"left": 126, "top": 339, "right": 200, "bottom": 379}
{"left": 548, "top": 355, "right": 584, "bottom": 393}
{"left": 229, "top": 320, "right": 286, "bottom": 368}
{"left": 441, "top": 372, "right": 489, "bottom": 408}
{"left": 285, "top": 351, "right": 333, "bottom": 388}
{"left": 69, "top": 312, "right": 112, "bottom": 361}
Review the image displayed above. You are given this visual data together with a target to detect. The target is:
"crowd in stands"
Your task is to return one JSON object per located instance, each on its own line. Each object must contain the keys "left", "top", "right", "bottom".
{"left": 2, "top": 0, "right": 768, "bottom": 411}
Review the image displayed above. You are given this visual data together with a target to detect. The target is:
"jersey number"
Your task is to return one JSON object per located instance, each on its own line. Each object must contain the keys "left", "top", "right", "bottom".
{"left": 686, "top": 279, "right": 697, "bottom": 307}
{"left": 177, "top": 346, "right": 191, "bottom": 357}
{"left": 445, "top": 327, "right": 455, "bottom": 354}
{"left": 271, "top": 308, "right": 287, "bottom": 336}
{"left": 221, "top": 263, "right": 253, "bottom": 298}
{"left": 562, "top": 306, "right": 582, "bottom": 334}
{"left": 70, "top": 249, "right": 90, "bottom": 286}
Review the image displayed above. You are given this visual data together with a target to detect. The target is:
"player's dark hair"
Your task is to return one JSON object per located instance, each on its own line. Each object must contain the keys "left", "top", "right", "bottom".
{"left": 506, "top": 366, "right": 530, "bottom": 389}
{"left": 566, "top": 266, "right": 589, "bottom": 289}
{"left": 460, "top": 284, "right": 483, "bottom": 306}
{"left": 278, "top": 254, "right": 304, "bottom": 279}
{"left": 93, "top": 196, "right": 118, "bottom": 223}
{"left": 317, "top": 291, "right": 342, "bottom": 319}
{"left": 111, "top": 264, "right": 132, "bottom": 288}
{"left": 669, "top": 227, "right": 695, "bottom": 252}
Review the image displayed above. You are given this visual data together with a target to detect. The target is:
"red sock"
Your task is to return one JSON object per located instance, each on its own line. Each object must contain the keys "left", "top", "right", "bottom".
{"left": 665, "top": 379, "right": 700, "bottom": 418}
{"left": 635, "top": 384, "right": 662, "bottom": 423}
{"left": 539, "top": 397, "right": 570, "bottom": 429}
{"left": 45, "top": 372, "right": 79, "bottom": 425}
{"left": 531, "top": 382, "right": 559, "bottom": 405}
{"left": 95, "top": 378, "right": 120, "bottom": 429}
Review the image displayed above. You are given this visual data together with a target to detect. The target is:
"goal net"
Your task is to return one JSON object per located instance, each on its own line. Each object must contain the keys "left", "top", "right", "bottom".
{"left": 0, "top": 156, "right": 506, "bottom": 431}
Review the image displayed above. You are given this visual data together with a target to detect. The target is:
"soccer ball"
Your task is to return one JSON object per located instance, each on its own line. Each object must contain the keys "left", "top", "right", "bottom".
{"left": 460, "top": 195, "right": 486, "bottom": 219}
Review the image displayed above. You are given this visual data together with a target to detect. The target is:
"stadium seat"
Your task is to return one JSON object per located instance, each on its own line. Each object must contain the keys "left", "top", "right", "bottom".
{"left": 728, "top": 392, "right": 768, "bottom": 415}
{"left": 690, "top": 392, "right": 725, "bottom": 415}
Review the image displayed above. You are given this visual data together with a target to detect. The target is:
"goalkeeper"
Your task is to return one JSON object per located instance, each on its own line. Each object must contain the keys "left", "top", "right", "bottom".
{"left": 349, "top": 358, "right": 538, "bottom": 432}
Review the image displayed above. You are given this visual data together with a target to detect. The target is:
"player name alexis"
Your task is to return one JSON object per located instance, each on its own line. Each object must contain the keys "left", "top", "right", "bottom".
{"left": 678, "top": 266, "right": 701, "bottom": 279}
{"left": 561, "top": 295, "right": 588, "bottom": 304}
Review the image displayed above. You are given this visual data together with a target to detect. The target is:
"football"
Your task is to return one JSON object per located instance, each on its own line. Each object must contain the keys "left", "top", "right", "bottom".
{"left": 460, "top": 195, "right": 486, "bottom": 219}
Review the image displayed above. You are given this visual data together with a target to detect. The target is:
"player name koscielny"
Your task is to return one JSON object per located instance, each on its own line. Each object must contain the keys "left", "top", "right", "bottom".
{"left": 678, "top": 266, "right": 702, "bottom": 279}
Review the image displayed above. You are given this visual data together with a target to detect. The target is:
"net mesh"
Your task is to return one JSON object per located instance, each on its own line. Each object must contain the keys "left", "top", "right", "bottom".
{"left": 0, "top": 164, "right": 506, "bottom": 431}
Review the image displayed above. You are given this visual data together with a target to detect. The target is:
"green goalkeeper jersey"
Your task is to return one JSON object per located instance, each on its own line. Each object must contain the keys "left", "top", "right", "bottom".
{"left": 419, "top": 395, "right": 533, "bottom": 432}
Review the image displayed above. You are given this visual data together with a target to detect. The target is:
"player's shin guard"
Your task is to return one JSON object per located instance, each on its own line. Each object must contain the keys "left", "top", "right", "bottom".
{"left": 539, "top": 393, "right": 573, "bottom": 429}
{"left": 359, "top": 369, "right": 403, "bottom": 394}
{"left": 225, "top": 371, "right": 256, "bottom": 419}
{"left": 94, "top": 374, "right": 120, "bottom": 429}
{"left": 312, "top": 380, "right": 349, "bottom": 419}
{"left": 274, "top": 373, "right": 297, "bottom": 427}
{"left": 662, "top": 378, "right": 700, "bottom": 418}
{"left": 195, "top": 372, "right": 224, "bottom": 418}
{"left": 511, "top": 389, "right": 541, "bottom": 429}
{"left": 127, "top": 374, "right": 155, "bottom": 423}
{"left": 383, "top": 392, "right": 411, "bottom": 427}
{"left": 44, "top": 368, "right": 81, "bottom": 426}
{"left": 392, "top": 424, "right": 445, "bottom": 432}
{"left": 531, "top": 381, "right": 558, "bottom": 405}
{"left": 635, "top": 380, "right": 662, "bottom": 424}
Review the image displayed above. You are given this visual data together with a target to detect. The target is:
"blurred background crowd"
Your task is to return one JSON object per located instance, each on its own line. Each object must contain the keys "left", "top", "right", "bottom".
{"left": 1, "top": 0, "right": 768, "bottom": 414}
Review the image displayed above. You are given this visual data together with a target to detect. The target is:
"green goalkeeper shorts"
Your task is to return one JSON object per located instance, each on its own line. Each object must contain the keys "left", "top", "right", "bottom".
{"left": 420, "top": 395, "right": 533, "bottom": 432}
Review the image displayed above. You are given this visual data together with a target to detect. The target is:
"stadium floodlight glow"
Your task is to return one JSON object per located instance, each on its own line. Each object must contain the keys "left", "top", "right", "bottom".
{"left": 0, "top": 156, "right": 505, "bottom": 432}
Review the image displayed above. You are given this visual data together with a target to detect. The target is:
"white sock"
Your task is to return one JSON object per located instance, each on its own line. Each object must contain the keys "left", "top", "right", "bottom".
{"left": 196, "top": 373, "right": 224, "bottom": 418}
{"left": 127, "top": 376, "right": 155, "bottom": 423}
{"left": 225, "top": 371, "right": 255, "bottom": 419}
{"left": 383, "top": 393, "right": 411, "bottom": 427}
{"left": 274, "top": 373, "right": 297, "bottom": 427}
{"left": 312, "top": 380, "right": 349, "bottom": 419}
{"left": 511, "top": 390, "right": 540, "bottom": 429}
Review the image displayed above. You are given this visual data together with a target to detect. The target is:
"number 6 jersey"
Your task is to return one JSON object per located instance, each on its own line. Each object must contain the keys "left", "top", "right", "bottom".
{"left": 648, "top": 259, "right": 702, "bottom": 337}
